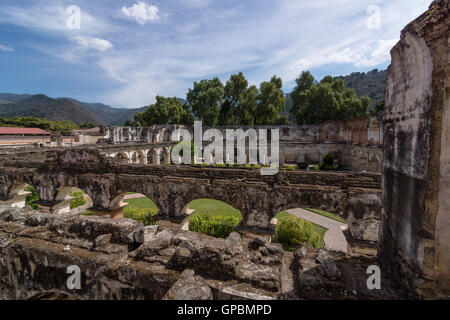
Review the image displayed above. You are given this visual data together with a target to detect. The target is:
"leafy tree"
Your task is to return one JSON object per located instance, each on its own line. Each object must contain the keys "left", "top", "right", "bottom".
{"left": 79, "top": 122, "right": 95, "bottom": 129}
{"left": 290, "top": 72, "right": 370, "bottom": 124}
{"left": 370, "top": 99, "right": 385, "bottom": 118}
{"left": 133, "top": 96, "right": 192, "bottom": 126}
{"left": 0, "top": 116, "right": 78, "bottom": 135}
{"left": 186, "top": 78, "right": 224, "bottom": 126}
{"left": 255, "top": 76, "right": 286, "bottom": 125}
{"left": 219, "top": 72, "right": 258, "bottom": 125}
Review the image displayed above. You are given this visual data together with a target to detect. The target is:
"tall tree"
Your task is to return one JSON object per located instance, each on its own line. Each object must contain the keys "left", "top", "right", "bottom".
{"left": 133, "top": 96, "right": 192, "bottom": 126}
{"left": 219, "top": 72, "right": 258, "bottom": 125}
{"left": 255, "top": 76, "right": 286, "bottom": 125}
{"left": 186, "top": 77, "right": 224, "bottom": 126}
{"left": 290, "top": 72, "right": 370, "bottom": 124}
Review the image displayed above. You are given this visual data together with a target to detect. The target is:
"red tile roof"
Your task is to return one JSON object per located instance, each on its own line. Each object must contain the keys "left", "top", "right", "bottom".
{"left": 0, "top": 127, "right": 51, "bottom": 135}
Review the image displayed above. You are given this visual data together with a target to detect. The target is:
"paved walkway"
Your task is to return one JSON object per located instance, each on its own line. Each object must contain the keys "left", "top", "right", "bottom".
{"left": 123, "top": 193, "right": 149, "bottom": 200}
{"left": 286, "top": 208, "right": 349, "bottom": 253}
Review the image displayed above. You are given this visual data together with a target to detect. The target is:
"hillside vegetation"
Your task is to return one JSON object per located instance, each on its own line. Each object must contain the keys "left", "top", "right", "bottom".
{"left": 0, "top": 116, "right": 78, "bottom": 135}
{"left": 0, "top": 69, "right": 386, "bottom": 126}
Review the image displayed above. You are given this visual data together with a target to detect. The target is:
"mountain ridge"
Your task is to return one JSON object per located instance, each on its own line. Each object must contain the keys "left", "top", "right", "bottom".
{"left": 0, "top": 69, "right": 386, "bottom": 126}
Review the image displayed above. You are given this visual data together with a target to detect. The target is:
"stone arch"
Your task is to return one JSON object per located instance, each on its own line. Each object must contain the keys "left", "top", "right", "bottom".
{"left": 115, "top": 152, "right": 129, "bottom": 164}
{"left": 368, "top": 153, "right": 380, "bottom": 172}
{"left": 351, "top": 150, "right": 359, "bottom": 171}
{"left": 359, "top": 152, "right": 368, "bottom": 172}
{"left": 136, "top": 150, "right": 147, "bottom": 164}
{"left": 53, "top": 186, "right": 93, "bottom": 214}
{"left": 109, "top": 192, "right": 159, "bottom": 220}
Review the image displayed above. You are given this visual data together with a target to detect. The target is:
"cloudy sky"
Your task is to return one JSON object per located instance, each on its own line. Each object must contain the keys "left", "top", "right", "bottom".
{"left": 0, "top": 0, "right": 431, "bottom": 108}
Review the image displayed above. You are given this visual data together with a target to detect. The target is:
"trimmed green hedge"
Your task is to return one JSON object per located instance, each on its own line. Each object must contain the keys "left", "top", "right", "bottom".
{"left": 25, "top": 186, "right": 39, "bottom": 210}
{"left": 69, "top": 190, "right": 86, "bottom": 209}
{"left": 189, "top": 214, "right": 240, "bottom": 238}
{"left": 124, "top": 206, "right": 158, "bottom": 226}
{"left": 273, "top": 215, "right": 322, "bottom": 248}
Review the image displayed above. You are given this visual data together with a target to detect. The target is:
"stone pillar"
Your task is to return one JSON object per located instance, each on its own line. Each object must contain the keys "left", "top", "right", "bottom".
{"left": 164, "top": 148, "right": 171, "bottom": 164}
{"left": 378, "top": 1, "right": 449, "bottom": 299}
{"left": 153, "top": 150, "right": 161, "bottom": 165}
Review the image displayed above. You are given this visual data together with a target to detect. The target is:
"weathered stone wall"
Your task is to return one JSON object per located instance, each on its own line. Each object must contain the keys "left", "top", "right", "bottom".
{"left": 0, "top": 207, "right": 409, "bottom": 300}
{"left": 0, "top": 149, "right": 381, "bottom": 241}
{"left": 378, "top": 0, "right": 449, "bottom": 298}
{"left": 105, "top": 118, "right": 383, "bottom": 172}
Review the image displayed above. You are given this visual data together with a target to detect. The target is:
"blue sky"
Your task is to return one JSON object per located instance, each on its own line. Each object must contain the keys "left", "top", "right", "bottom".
{"left": 0, "top": 0, "right": 431, "bottom": 108}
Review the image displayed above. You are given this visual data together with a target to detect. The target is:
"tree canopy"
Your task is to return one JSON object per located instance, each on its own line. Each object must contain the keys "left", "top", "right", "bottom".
{"left": 128, "top": 70, "right": 372, "bottom": 127}
{"left": 0, "top": 116, "right": 79, "bottom": 135}
{"left": 255, "top": 76, "right": 287, "bottom": 125}
{"left": 132, "top": 96, "right": 193, "bottom": 126}
{"left": 219, "top": 72, "right": 258, "bottom": 125}
{"left": 186, "top": 77, "right": 224, "bottom": 126}
{"left": 290, "top": 71, "right": 370, "bottom": 125}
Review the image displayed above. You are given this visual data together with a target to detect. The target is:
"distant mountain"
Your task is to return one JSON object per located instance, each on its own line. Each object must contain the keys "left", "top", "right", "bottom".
{"left": 0, "top": 70, "right": 384, "bottom": 126}
{"left": 334, "top": 69, "right": 387, "bottom": 104}
{"left": 0, "top": 93, "right": 151, "bottom": 126}
{"left": 0, "top": 93, "right": 31, "bottom": 104}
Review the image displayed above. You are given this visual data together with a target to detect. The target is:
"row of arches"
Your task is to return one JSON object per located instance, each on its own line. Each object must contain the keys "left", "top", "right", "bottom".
{"left": 351, "top": 150, "right": 381, "bottom": 173}
{"left": 107, "top": 147, "right": 172, "bottom": 165}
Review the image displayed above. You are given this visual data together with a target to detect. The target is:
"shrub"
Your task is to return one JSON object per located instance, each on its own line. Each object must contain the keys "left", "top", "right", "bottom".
{"left": 273, "top": 215, "right": 321, "bottom": 248}
{"left": 69, "top": 190, "right": 86, "bottom": 209}
{"left": 82, "top": 210, "right": 94, "bottom": 216}
{"left": 124, "top": 206, "right": 157, "bottom": 226}
{"left": 319, "top": 153, "right": 337, "bottom": 171}
{"left": 189, "top": 214, "right": 240, "bottom": 238}
{"left": 25, "top": 186, "right": 39, "bottom": 210}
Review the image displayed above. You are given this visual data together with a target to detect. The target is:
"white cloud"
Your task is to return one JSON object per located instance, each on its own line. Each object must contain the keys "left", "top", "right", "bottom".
{"left": 74, "top": 36, "right": 114, "bottom": 52}
{"left": 121, "top": 1, "right": 160, "bottom": 25}
{"left": 328, "top": 39, "right": 398, "bottom": 67}
{"left": 0, "top": 3, "right": 112, "bottom": 35}
{"left": 0, "top": 44, "right": 14, "bottom": 52}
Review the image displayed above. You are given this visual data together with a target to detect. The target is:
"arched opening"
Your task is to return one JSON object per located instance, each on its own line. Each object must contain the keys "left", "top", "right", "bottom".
{"left": 272, "top": 207, "right": 348, "bottom": 252}
{"left": 1, "top": 182, "right": 39, "bottom": 210}
{"left": 115, "top": 152, "right": 129, "bottom": 164}
{"left": 359, "top": 153, "right": 368, "bottom": 172}
{"left": 351, "top": 151, "right": 359, "bottom": 171}
{"left": 107, "top": 192, "right": 159, "bottom": 225}
{"left": 183, "top": 199, "right": 243, "bottom": 239}
{"left": 54, "top": 187, "right": 93, "bottom": 215}
{"left": 368, "top": 154, "right": 379, "bottom": 173}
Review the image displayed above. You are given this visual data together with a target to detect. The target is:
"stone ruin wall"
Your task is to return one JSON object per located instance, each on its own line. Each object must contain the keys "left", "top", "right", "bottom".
{"left": 378, "top": 0, "right": 449, "bottom": 298}
{"left": 106, "top": 117, "right": 383, "bottom": 172}
{"left": 0, "top": 206, "right": 409, "bottom": 300}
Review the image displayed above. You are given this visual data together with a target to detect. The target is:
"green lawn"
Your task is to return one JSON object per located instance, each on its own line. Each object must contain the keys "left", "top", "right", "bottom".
{"left": 188, "top": 199, "right": 242, "bottom": 219}
{"left": 124, "top": 196, "right": 159, "bottom": 211}
{"left": 122, "top": 195, "right": 337, "bottom": 248}
{"left": 305, "top": 208, "right": 345, "bottom": 223}
{"left": 123, "top": 196, "right": 242, "bottom": 219}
